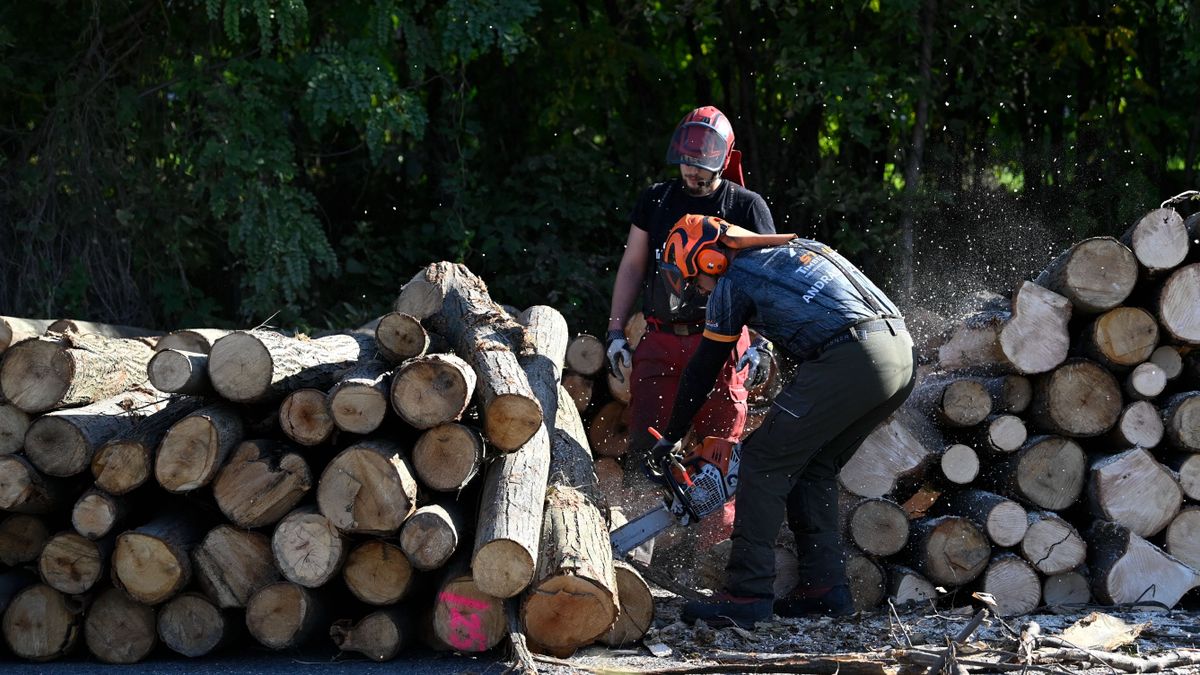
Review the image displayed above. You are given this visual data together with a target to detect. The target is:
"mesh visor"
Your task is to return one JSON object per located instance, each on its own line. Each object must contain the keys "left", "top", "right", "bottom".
{"left": 659, "top": 261, "right": 690, "bottom": 313}
{"left": 665, "top": 123, "right": 727, "bottom": 172}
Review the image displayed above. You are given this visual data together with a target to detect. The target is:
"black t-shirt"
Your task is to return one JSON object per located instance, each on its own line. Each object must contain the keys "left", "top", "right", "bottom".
{"left": 629, "top": 179, "right": 775, "bottom": 323}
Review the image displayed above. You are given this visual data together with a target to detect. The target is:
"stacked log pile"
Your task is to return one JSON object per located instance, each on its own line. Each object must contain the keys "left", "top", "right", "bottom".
{"left": 0, "top": 262, "right": 654, "bottom": 664}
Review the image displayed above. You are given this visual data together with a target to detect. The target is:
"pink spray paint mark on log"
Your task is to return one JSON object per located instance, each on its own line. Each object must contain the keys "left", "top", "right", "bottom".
{"left": 438, "top": 590, "right": 493, "bottom": 651}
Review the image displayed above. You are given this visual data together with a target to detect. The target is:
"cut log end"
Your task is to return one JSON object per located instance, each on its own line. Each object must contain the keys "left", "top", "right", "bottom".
{"left": 472, "top": 540, "right": 536, "bottom": 599}
{"left": 278, "top": 388, "right": 334, "bottom": 446}
{"left": 208, "top": 332, "right": 273, "bottom": 402}
{"left": 412, "top": 423, "right": 483, "bottom": 492}
{"left": 524, "top": 575, "right": 617, "bottom": 656}
{"left": 600, "top": 561, "right": 654, "bottom": 646}
{"left": 343, "top": 540, "right": 413, "bottom": 605}
{"left": 484, "top": 393, "right": 543, "bottom": 452}
{"left": 92, "top": 440, "right": 152, "bottom": 495}
{"left": 245, "top": 582, "right": 320, "bottom": 650}
{"left": 114, "top": 532, "right": 187, "bottom": 605}
{"left": 157, "top": 593, "right": 226, "bottom": 657}
{"left": 0, "top": 339, "right": 72, "bottom": 413}
{"left": 85, "top": 587, "right": 157, "bottom": 664}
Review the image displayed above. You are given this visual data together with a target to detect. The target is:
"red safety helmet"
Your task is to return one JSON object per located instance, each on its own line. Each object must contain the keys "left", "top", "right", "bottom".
{"left": 665, "top": 106, "right": 736, "bottom": 175}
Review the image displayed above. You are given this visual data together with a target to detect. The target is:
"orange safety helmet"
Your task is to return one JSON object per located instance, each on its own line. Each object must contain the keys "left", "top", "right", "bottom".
{"left": 666, "top": 106, "right": 736, "bottom": 175}
{"left": 661, "top": 214, "right": 798, "bottom": 301}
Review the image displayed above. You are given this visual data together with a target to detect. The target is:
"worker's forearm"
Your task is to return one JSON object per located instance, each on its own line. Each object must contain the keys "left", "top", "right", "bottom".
{"left": 608, "top": 262, "right": 644, "bottom": 332}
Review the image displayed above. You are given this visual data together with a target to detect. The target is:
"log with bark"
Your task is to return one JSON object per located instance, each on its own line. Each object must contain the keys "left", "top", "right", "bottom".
{"left": 1087, "top": 519, "right": 1200, "bottom": 609}
{"left": 938, "top": 489, "right": 1028, "bottom": 548}
{"left": 330, "top": 609, "right": 414, "bottom": 662}
{"left": 997, "top": 281, "right": 1072, "bottom": 374}
{"left": 909, "top": 375, "right": 992, "bottom": 427}
{"left": 90, "top": 396, "right": 207, "bottom": 495}
{"left": 431, "top": 558, "right": 507, "bottom": 653}
{"left": 845, "top": 551, "right": 886, "bottom": 612}
{"left": 84, "top": 586, "right": 157, "bottom": 664}
{"left": 847, "top": 497, "right": 910, "bottom": 557}
{"left": 1161, "top": 391, "right": 1200, "bottom": 452}
{"left": 0, "top": 332, "right": 155, "bottom": 414}
{"left": 887, "top": 565, "right": 938, "bottom": 607}
{"left": 0, "top": 513, "right": 49, "bottom": 566}
{"left": 0, "top": 401, "right": 30, "bottom": 456}
{"left": 1163, "top": 506, "right": 1200, "bottom": 571}
{"left": 1029, "top": 359, "right": 1122, "bottom": 437}
{"left": 0, "top": 455, "right": 74, "bottom": 514}
{"left": 1157, "top": 263, "right": 1200, "bottom": 344}
{"left": 328, "top": 360, "right": 391, "bottom": 434}
{"left": 1, "top": 583, "right": 83, "bottom": 661}
{"left": 208, "top": 329, "right": 374, "bottom": 403}
{"left": 561, "top": 372, "right": 593, "bottom": 413}
{"left": 1041, "top": 569, "right": 1091, "bottom": 608}
{"left": 24, "top": 388, "right": 166, "bottom": 477}
{"left": 839, "top": 414, "right": 935, "bottom": 499}
{"left": 0, "top": 316, "right": 53, "bottom": 353}
{"left": 906, "top": 516, "right": 990, "bottom": 588}
{"left": 978, "top": 552, "right": 1041, "bottom": 617}
{"left": 156, "top": 592, "right": 229, "bottom": 657}
{"left": 1033, "top": 236, "right": 1138, "bottom": 314}
{"left": 46, "top": 319, "right": 162, "bottom": 341}
{"left": 1088, "top": 447, "right": 1182, "bottom": 537}
{"left": 154, "top": 403, "right": 244, "bottom": 493}
{"left": 277, "top": 387, "right": 335, "bottom": 446}
{"left": 1020, "top": 511, "right": 1087, "bottom": 575}
{"left": 244, "top": 581, "right": 325, "bottom": 650}
{"left": 1123, "top": 362, "right": 1167, "bottom": 400}
{"left": 342, "top": 539, "right": 414, "bottom": 606}
{"left": 154, "top": 329, "right": 230, "bottom": 355}
{"left": 1120, "top": 207, "right": 1189, "bottom": 275}
{"left": 271, "top": 505, "right": 347, "bottom": 588}
{"left": 935, "top": 311, "right": 1007, "bottom": 372}
{"left": 375, "top": 311, "right": 448, "bottom": 363}
{"left": 982, "top": 374, "right": 1033, "bottom": 414}
{"left": 71, "top": 488, "right": 126, "bottom": 540}
{"left": 1150, "top": 344, "right": 1184, "bottom": 380}
{"left": 390, "top": 353, "right": 476, "bottom": 430}
{"left": 1082, "top": 307, "right": 1160, "bottom": 371}
{"left": 1168, "top": 452, "right": 1200, "bottom": 502}
{"left": 316, "top": 439, "right": 418, "bottom": 535}
{"left": 598, "top": 560, "right": 654, "bottom": 647}
{"left": 412, "top": 422, "right": 485, "bottom": 492}
{"left": 587, "top": 400, "right": 630, "bottom": 457}
{"left": 112, "top": 511, "right": 204, "bottom": 605}
{"left": 970, "top": 413, "right": 1027, "bottom": 454}
{"left": 37, "top": 530, "right": 109, "bottom": 595}
{"left": 399, "top": 503, "right": 462, "bottom": 571}
{"left": 211, "top": 439, "right": 312, "bottom": 529}
{"left": 565, "top": 334, "right": 605, "bottom": 376}
{"left": 147, "top": 348, "right": 211, "bottom": 395}
{"left": 1109, "top": 399, "right": 1165, "bottom": 450}
{"left": 192, "top": 524, "right": 279, "bottom": 609}
{"left": 988, "top": 435, "right": 1086, "bottom": 511}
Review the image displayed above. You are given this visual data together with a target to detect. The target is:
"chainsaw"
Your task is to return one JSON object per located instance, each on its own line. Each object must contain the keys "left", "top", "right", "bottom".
{"left": 610, "top": 428, "right": 742, "bottom": 557}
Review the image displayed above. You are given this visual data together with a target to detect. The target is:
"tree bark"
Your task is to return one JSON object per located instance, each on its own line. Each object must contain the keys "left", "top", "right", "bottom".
{"left": 343, "top": 539, "right": 414, "bottom": 606}
{"left": 565, "top": 334, "right": 605, "bottom": 376}
{"left": 208, "top": 329, "right": 374, "bottom": 403}
{"left": 0, "top": 401, "right": 31, "bottom": 456}
{"left": 1161, "top": 391, "right": 1200, "bottom": 452}
{"left": 988, "top": 435, "right": 1086, "bottom": 511}
{"left": 998, "top": 281, "right": 1072, "bottom": 374}
{"left": 0, "top": 332, "right": 155, "bottom": 414}
{"left": 154, "top": 328, "right": 230, "bottom": 355}
{"left": 316, "top": 439, "right": 418, "bottom": 535}
{"left": 1029, "top": 359, "right": 1122, "bottom": 437}
{"left": 147, "top": 349, "right": 211, "bottom": 394}
{"left": 1087, "top": 519, "right": 1200, "bottom": 609}
{"left": 1082, "top": 307, "right": 1159, "bottom": 371}
{"left": 192, "top": 524, "right": 279, "bottom": 609}
{"left": 1033, "top": 236, "right": 1138, "bottom": 313}
{"left": 277, "top": 387, "right": 334, "bottom": 446}
{"left": 978, "top": 553, "right": 1041, "bottom": 617}
{"left": 399, "top": 503, "right": 462, "bottom": 571}
{"left": 0, "top": 513, "right": 49, "bottom": 566}
{"left": 244, "top": 581, "right": 325, "bottom": 650}
{"left": 0, "top": 454, "right": 74, "bottom": 514}
{"left": 156, "top": 592, "right": 229, "bottom": 657}
{"left": 328, "top": 360, "right": 391, "bottom": 434}
{"left": 1, "top": 583, "right": 83, "bottom": 661}
{"left": 390, "top": 353, "right": 476, "bottom": 429}
{"left": 0, "top": 316, "right": 53, "bottom": 353}
{"left": 1120, "top": 207, "right": 1189, "bottom": 275}
{"left": 330, "top": 608, "right": 414, "bottom": 662}
{"left": 938, "top": 489, "right": 1028, "bottom": 548}
{"left": 1089, "top": 447, "right": 1181, "bottom": 537}
{"left": 154, "top": 403, "right": 244, "bottom": 493}
{"left": 271, "top": 505, "right": 347, "bottom": 588}
{"left": 598, "top": 560, "right": 654, "bottom": 647}
{"left": 1020, "top": 511, "right": 1086, "bottom": 575}
{"left": 71, "top": 488, "right": 125, "bottom": 540}
{"left": 847, "top": 497, "right": 910, "bottom": 557}
{"left": 112, "top": 511, "right": 203, "bottom": 605}
{"left": 46, "top": 319, "right": 162, "bottom": 341}
{"left": 907, "top": 516, "right": 990, "bottom": 587}
{"left": 91, "top": 395, "right": 206, "bottom": 495}
{"left": 24, "top": 388, "right": 166, "bottom": 477}
{"left": 37, "top": 530, "right": 109, "bottom": 595}
{"left": 84, "top": 586, "right": 157, "bottom": 664}
{"left": 412, "top": 423, "right": 484, "bottom": 492}
{"left": 1157, "top": 263, "right": 1200, "bottom": 344}
{"left": 212, "top": 439, "right": 312, "bottom": 529}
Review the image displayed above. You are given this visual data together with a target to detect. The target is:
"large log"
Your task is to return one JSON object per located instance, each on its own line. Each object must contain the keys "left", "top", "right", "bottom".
{"left": 0, "top": 455, "right": 74, "bottom": 514}
{"left": 212, "top": 439, "right": 312, "bottom": 529}
{"left": 0, "top": 401, "right": 31, "bottom": 456}
{"left": 887, "top": 565, "right": 937, "bottom": 608}
{"left": 399, "top": 503, "right": 462, "bottom": 571}
{"left": 390, "top": 353, "right": 476, "bottom": 429}
{"left": 84, "top": 586, "right": 157, "bottom": 664}
{"left": 1033, "top": 236, "right": 1138, "bottom": 313}
{"left": 46, "top": 318, "right": 161, "bottom": 340}
{"left": 208, "top": 329, "right": 374, "bottom": 403}
{"left": 998, "top": 281, "right": 1072, "bottom": 374}
{"left": 1089, "top": 447, "right": 1182, "bottom": 537}
{"left": 548, "top": 384, "right": 604, "bottom": 507}
{"left": 908, "top": 375, "right": 992, "bottom": 427}
{"left": 1167, "top": 452, "right": 1200, "bottom": 502}
{"left": 272, "top": 505, "right": 347, "bottom": 588}
{"left": 1029, "top": 359, "right": 1122, "bottom": 437}
{"left": 938, "top": 489, "right": 1028, "bottom": 548}
{"left": 978, "top": 552, "right": 1041, "bottom": 617}
{"left": 277, "top": 387, "right": 335, "bottom": 446}
{"left": 24, "top": 388, "right": 166, "bottom": 477}
{"left": 839, "top": 414, "right": 935, "bottom": 499}
{"left": 330, "top": 608, "right": 414, "bottom": 662}
{"left": 113, "top": 512, "right": 203, "bottom": 605}
{"left": 146, "top": 349, "right": 211, "bottom": 394}
{"left": 1041, "top": 568, "right": 1091, "bottom": 608}
{"left": 1161, "top": 391, "right": 1200, "bottom": 452}
{"left": 935, "top": 311, "right": 1007, "bottom": 372}
{"left": 847, "top": 497, "right": 909, "bottom": 557}
{"left": 0, "top": 513, "right": 49, "bottom": 566}
{"left": 1164, "top": 506, "right": 1200, "bottom": 571}
{"left": 329, "top": 360, "right": 391, "bottom": 434}
{"left": 91, "top": 396, "right": 206, "bottom": 495}
{"left": 154, "top": 403, "right": 244, "bottom": 493}
{"left": 394, "top": 263, "right": 542, "bottom": 451}
{"left": 37, "top": 531, "right": 108, "bottom": 595}
{"left": 1120, "top": 207, "right": 1189, "bottom": 275}
{"left": 0, "top": 317, "right": 53, "bottom": 353}
{"left": 988, "top": 435, "right": 1086, "bottom": 511}
{"left": 244, "top": 581, "right": 325, "bottom": 650}
{"left": 1020, "top": 511, "right": 1086, "bottom": 575}
{"left": 0, "top": 332, "right": 155, "bottom": 414}
{"left": 1087, "top": 519, "right": 1200, "bottom": 609}
{"left": 154, "top": 328, "right": 229, "bottom": 354}
{"left": 156, "top": 592, "right": 229, "bottom": 657}
{"left": 431, "top": 559, "right": 507, "bottom": 652}
{"left": 71, "top": 488, "right": 126, "bottom": 540}
{"left": 343, "top": 539, "right": 413, "bottom": 605}
{"left": 316, "top": 439, "right": 418, "bottom": 535}
{"left": 564, "top": 334, "right": 605, "bottom": 376}
{"left": 1082, "top": 306, "right": 1159, "bottom": 371}
{"left": 598, "top": 560, "right": 654, "bottom": 647}
{"left": 1, "top": 583, "right": 83, "bottom": 661}
{"left": 192, "top": 525, "right": 279, "bottom": 609}
{"left": 1157, "top": 263, "right": 1200, "bottom": 344}
{"left": 412, "top": 423, "right": 485, "bottom": 492}
{"left": 906, "top": 516, "right": 990, "bottom": 588}
{"left": 587, "top": 400, "right": 630, "bottom": 458}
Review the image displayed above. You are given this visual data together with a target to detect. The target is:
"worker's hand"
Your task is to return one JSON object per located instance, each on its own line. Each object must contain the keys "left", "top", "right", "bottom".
{"left": 737, "top": 337, "right": 771, "bottom": 389}
{"left": 606, "top": 329, "right": 632, "bottom": 382}
{"left": 643, "top": 436, "right": 682, "bottom": 485}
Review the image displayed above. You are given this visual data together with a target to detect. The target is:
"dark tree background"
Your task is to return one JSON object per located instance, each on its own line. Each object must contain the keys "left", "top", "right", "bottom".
{"left": 1, "top": 0, "right": 1197, "bottom": 334}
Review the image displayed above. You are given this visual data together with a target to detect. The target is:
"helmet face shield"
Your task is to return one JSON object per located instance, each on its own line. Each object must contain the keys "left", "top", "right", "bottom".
{"left": 658, "top": 261, "right": 696, "bottom": 314}
{"left": 666, "top": 122, "right": 729, "bottom": 173}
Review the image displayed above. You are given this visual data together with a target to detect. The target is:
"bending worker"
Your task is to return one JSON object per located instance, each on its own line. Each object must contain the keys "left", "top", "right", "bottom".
{"left": 650, "top": 214, "right": 915, "bottom": 628}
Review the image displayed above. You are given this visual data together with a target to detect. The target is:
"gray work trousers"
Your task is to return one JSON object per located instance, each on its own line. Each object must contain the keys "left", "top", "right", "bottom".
{"left": 724, "top": 327, "right": 915, "bottom": 598}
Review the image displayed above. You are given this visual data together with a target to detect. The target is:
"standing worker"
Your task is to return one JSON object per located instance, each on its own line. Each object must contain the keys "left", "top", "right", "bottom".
{"left": 650, "top": 214, "right": 915, "bottom": 628}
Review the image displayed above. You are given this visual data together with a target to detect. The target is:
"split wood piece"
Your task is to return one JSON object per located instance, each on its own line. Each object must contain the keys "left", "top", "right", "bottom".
{"left": 37, "top": 531, "right": 109, "bottom": 595}
{"left": 1034, "top": 236, "right": 1138, "bottom": 314}
{"left": 399, "top": 503, "right": 462, "bottom": 571}
{"left": 412, "top": 423, "right": 484, "bottom": 492}
{"left": 982, "top": 374, "right": 1033, "bottom": 414}
{"left": 565, "top": 334, "right": 605, "bottom": 376}
{"left": 607, "top": 360, "right": 631, "bottom": 404}
{"left": 998, "top": 281, "right": 1072, "bottom": 374}
{"left": 839, "top": 415, "right": 934, "bottom": 499}
{"left": 157, "top": 592, "right": 228, "bottom": 657}
{"left": 1120, "top": 207, "right": 1189, "bottom": 275}
{"left": 1089, "top": 447, "right": 1182, "bottom": 537}
{"left": 192, "top": 525, "right": 279, "bottom": 609}
{"left": 0, "top": 316, "right": 54, "bottom": 353}
{"left": 46, "top": 319, "right": 162, "bottom": 340}
{"left": 272, "top": 505, "right": 348, "bottom": 588}
{"left": 561, "top": 372, "right": 593, "bottom": 413}
{"left": 624, "top": 312, "right": 648, "bottom": 350}
{"left": 1042, "top": 568, "right": 1091, "bottom": 608}
{"left": 1, "top": 583, "right": 83, "bottom": 661}
{"left": 147, "top": 349, "right": 210, "bottom": 394}
{"left": 973, "top": 414, "right": 1028, "bottom": 453}
{"left": 0, "top": 332, "right": 155, "bottom": 414}
{"left": 847, "top": 497, "right": 909, "bottom": 557}
{"left": 1150, "top": 345, "right": 1184, "bottom": 380}
{"left": 1167, "top": 452, "right": 1200, "bottom": 501}
{"left": 0, "top": 402, "right": 30, "bottom": 456}
{"left": 938, "top": 489, "right": 1028, "bottom": 548}
{"left": 394, "top": 263, "right": 541, "bottom": 451}
{"left": 940, "top": 441, "right": 979, "bottom": 482}
{"left": 390, "top": 353, "right": 476, "bottom": 429}
{"left": 935, "top": 311, "right": 1007, "bottom": 372}
{"left": 1029, "top": 359, "right": 1122, "bottom": 437}
{"left": 25, "top": 388, "right": 167, "bottom": 478}
{"left": 113, "top": 512, "right": 203, "bottom": 605}
{"left": 0, "top": 455, "right": 74, "bottom": 514}
{"left": 330, "top": 608, "right": 414, "bottom": 662}
{"left": 978, "top": 552, "right": 1041, "bottom": 617}
{"left": 375, "top": 311, "right": 443, "bottom": 363}
{"left": 432, "top": 559, "right": 507, "bottom": 652}
{"left": 887, "top": 565, "right": 937, "bottom": 608}
{"left": 85, "top": 586, "right": 157, "bottom": 664}
{"left": 598, "top": 560, "right": 654, "bottom": 647}
{"left": 245, "top": 581, "right": 325, "bottom": 650}
{"left": 343, "top": 540, "right": 414, "bottom": 605}
{"left": 1161, "top": 391, "right": 1200, "bottom": 452}
{"left": 1087, "top": 519, "right": 1200, "bottom": 609}
{"left": 1164, "top": 506, "right": 1200, "bottom": 571}
{"left": 1157, "top": 263, "right": 1200, "bottom": 344}
{"left": 208, "top": 329, "right": 374, "bottom": 403}
{"left": 71, "top": 490, "right": 125, "bottom": 540}
{"left": 154, "top": 329, "right": 230, "bottom": 354}
{"left": 91, "top": 395, "right": 207, "bottom": 495}
{"left": 277, "top": 387, "right": 334, "bottom": 446}
{"left": 841, "top": 552, "right": 884, "bottom": 612}
{"left": 989, "top": 435, "right": 1086, "bottom": 511}
{"left": 1020, "top": 511, "right": 1086, "bottom": 575}
{"left": 1123, "top": 362, "right": 1167, "bottom": 401}
{"left": 907, "top": 516, "right": 990, "bottom": 588}
{"left": 317, "top": 439, "right": 418, "bottom": 535}
{"left": 522, "top": 486, "right": 618, "bottom": 657}
{"left": 329, "top": 360, "right": 391, "bottom": 434}
{"left": 588, "top": 400, "right": 630, "bottom": 458}
{"left": 1084, "top": 307, "right": 1160, "bottom": 371}
{"left": 909, "top": 376, "right": 992, "bottom": 427}
{"left": 212, "top": 439, "right": 311, "bottom": 529}
{"left": 155, "top": 403, "right": 244, "bottom": 493}
{"left": 1122, "top": 394, "right": 1171, "bottom": 447}
{"left": 0, "top": 513, "right": 49, "bottom": 566}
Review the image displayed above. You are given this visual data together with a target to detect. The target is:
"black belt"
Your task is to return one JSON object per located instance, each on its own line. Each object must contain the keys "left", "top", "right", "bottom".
{"left": 646, "top": 321, "right": 706, "bottom": 336}
{"left": 817, "top": 318, "right": 906, "bottom": 355}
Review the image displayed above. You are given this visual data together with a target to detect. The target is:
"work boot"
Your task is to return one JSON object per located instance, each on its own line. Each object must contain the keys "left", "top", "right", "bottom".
{"left": 773, "top": 585, "right": 854, "bottom": 617}
{"left": 682, "top": 592, "right": 773, "bottom": 629}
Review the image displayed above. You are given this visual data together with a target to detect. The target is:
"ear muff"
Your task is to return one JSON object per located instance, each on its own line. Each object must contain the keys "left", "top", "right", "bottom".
{"left": 696, "top": 248, "right": 728, "bottom": 276}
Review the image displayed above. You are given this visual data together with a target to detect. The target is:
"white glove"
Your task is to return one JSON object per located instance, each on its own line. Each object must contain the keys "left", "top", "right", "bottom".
{"left": 737, "top": 338, "right": 770, "bottom": 388}
{"left": 606, "top": 329, "right": 632, "bottom": 383}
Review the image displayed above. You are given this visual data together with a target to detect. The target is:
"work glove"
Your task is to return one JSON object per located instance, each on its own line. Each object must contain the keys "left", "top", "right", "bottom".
{"left": 643, "top": 435, "right": 682, "bottom": 486}
{"left": 606, "top": 329, "right": 632, "bottom": 383}
{"left": 737, "top": 336, "right": 772, "bottom": 389}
